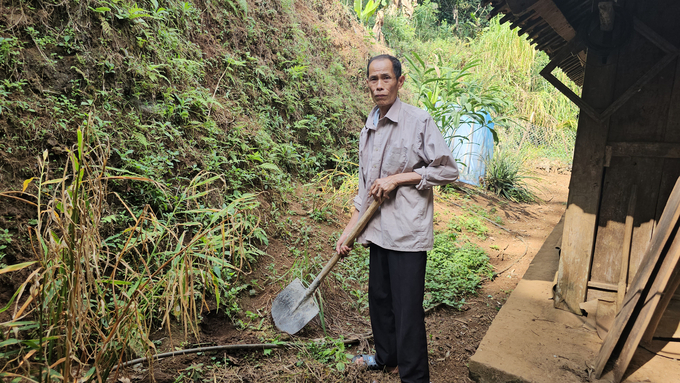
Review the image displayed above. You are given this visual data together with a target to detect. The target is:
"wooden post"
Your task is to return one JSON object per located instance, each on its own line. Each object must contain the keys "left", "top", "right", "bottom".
{"left": 554, "top": 48, "right": 619, "bottom": 314}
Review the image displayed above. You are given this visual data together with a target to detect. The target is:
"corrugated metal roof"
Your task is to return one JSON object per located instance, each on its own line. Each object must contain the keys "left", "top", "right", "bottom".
{"left": 483, "top": 0, "right": 591, "bottom": 86}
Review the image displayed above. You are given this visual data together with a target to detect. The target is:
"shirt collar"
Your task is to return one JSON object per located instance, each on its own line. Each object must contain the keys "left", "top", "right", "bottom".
{"left": 384, "top": 97, "right": 402, "bottom": 123}
{"left": 367, "top": 97, "right": 402, "bottom": 131}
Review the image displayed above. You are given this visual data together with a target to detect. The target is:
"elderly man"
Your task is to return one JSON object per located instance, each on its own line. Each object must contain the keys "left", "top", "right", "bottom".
{"left": 336, "top": 54, "right": 459, "bottom": 383}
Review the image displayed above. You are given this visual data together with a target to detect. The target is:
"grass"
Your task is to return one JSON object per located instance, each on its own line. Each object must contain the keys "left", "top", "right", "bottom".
{"left": 0, "top": 128, "right": 267, "bottom": 381}
{"left": 335, "top": 245, "right": 371, "bottom": 314}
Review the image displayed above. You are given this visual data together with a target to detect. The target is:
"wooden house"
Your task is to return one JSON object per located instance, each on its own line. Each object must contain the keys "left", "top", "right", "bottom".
{"left": 483, "top": 0, "right": 680, "bottom": 315}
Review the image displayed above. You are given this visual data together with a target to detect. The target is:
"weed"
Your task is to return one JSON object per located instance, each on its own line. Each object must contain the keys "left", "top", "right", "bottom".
{"left": 424, "top": 232, "right": 493, "bottom": 309}
{"left": 449, "top": 215, "right": 488, "bottom": 239}
{"left": 0, "top": 228, "right": 11, "bottom": 267}
{"left": 175, "top": 363, "right": 205, "bottom": 382}
{"left": 335, "top": 245, "right": 370, "bottom": 313}
{"left": 235, "top": 310, "right": 266, "bottom": 331}
{"left": 483, "top": 146, "right": 537, "bottom": 203}
{"left": 310, "top": 205, "right": 333, "bottom": 223}
{"left": 0, "top": 37, "right": 23, "bottom": 71}
{"left": 300, "top": 337, "right": 353, "bottom": 372}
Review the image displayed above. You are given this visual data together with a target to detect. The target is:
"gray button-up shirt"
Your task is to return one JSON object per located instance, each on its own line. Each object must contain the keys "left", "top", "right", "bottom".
{"left": 353, "top": 98, "right": 459, "bottom": 251}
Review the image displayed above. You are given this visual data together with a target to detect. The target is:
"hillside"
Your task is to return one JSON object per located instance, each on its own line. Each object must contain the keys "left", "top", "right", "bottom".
{"left": 0, "top": 0, "right": 376, "bottom": 289}
{"left": 0, "top": 0, "right": 382, "bottom": 377}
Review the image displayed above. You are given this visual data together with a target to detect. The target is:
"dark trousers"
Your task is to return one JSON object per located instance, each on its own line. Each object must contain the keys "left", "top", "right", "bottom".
{"left": 369, "top": 244, "right": 429, "bottom": 383}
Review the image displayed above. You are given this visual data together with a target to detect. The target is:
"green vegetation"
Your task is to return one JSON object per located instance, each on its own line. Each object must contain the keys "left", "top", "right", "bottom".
{"left": 355, "top": 0, "right": 380, "bottom": 25}
{"left": 0, "top": 229, "right": 10, "bottom": 267}
{"left": 377, "top": 3, "right": 578, "bottom": 187}
{"left": 300, "top": 337, "right": 353, "bottom": 372}
{"left": 0, "top": 0, "right": 577, "bottom": 379}
{"left": 0, "top": 0, "right": 369, "bottom": 379}
{"left": 0, "top": 130, "right": 269, "bottom": 381}
{"left": 405, "top": 53, "right": 507, "bottom": 151}
{"left": 448, "top": 215, "right": 489, "bottom": 239}
{"left": 425, "top": 233, "right": 493, "bottom": 309}
{"left": 336, "top": 245, "right": 371, "bottom": 313}
{"left": 484, "top": 145, "right": 537, "bottom": 203}
{"left": 335, "top": 226, "right": 493, "bottom": 313}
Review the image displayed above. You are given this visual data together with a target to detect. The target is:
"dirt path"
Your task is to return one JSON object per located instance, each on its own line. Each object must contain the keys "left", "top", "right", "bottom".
{"left": 425, "top": 169, "right": 570, "bottom": 383}
{"left": 121, "top": 169, "right": 570, "bottom": 383}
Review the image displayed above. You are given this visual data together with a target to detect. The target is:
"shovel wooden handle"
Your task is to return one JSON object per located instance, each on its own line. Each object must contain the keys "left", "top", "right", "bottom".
{"left": 304, "top": 199, "right": 381, "bottom": 298}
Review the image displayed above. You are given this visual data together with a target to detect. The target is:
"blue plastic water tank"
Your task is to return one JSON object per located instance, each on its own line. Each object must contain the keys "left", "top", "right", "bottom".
{"left": 443, "top": 110, "right": 495, "bottom": 186}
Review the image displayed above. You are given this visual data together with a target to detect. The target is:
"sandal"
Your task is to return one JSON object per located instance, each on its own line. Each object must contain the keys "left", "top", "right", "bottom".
{"left": 351, "top": 354, "right": 382, "bottom": 371}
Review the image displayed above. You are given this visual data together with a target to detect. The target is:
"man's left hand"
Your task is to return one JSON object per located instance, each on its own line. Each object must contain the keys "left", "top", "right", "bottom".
{"left": 369, "top": 176, "right": 398, "bottom": 203}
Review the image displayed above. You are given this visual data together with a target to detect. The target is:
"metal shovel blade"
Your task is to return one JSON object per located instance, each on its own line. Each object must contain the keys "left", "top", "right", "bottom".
{"left": 271, "top": 278, "right": 319, "bottom": 334}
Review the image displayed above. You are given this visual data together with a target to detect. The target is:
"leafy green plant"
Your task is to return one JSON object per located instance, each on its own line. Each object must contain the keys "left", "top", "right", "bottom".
{"left": 483, "top": 145, "right": 537, "bottom": 202}
{"left": 174, "top": 363, "right": 205, "bottom": 382}
{"left": 301, "top": 337, "right": 353, "bottom": 372}
{"left": 405, "top": 53, "right": 510, "bottom": 153}
{"left": 448, "top": 215, "right": 488, "bottom": 239}
{"left": 309, "top": 204, "right": 334, "bottom": 223}
{"left": 354, "top": 0, "right": 379, "bottom": 25}
{"left": 424, "top": 232, "right": 493, "bottom": 309}
{"left": 335, "top": 245, "right": 370, "bottom": 313}
{"left": 0, "top": 228, "right": 10, "bottom": 267}
{"left": 0, "top": 36, "right": 23, "bottom": 70}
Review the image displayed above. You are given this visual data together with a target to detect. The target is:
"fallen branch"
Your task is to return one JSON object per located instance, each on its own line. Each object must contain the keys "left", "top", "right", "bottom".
{"left": 115, "top": 333, "right": 373, "bottom": 370}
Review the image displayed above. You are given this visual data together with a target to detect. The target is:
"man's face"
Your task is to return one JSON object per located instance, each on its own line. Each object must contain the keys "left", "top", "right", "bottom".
{"left": 366, "top": 59, "right": 405, "bottom": 111}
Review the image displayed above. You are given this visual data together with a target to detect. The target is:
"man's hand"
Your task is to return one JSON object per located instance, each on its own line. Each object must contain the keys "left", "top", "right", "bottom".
{"left": 336, "top": 209, "right": 361, "bottom": 258}
{"left": 369, "top": 176, "right": 398, "bottom": 203}
{"left": 335, "top": 232, "right": 353, "bottom": 257}
{"left": 370, "top": 172, "right": 422, "bottom": 203}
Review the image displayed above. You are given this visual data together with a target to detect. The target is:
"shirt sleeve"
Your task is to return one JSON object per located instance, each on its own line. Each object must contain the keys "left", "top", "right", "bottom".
{"left": 413, "top": 115, "right": 459, "bottom": 190}
{"left": 354, "top": 140, "right": 366, "bottom": 211}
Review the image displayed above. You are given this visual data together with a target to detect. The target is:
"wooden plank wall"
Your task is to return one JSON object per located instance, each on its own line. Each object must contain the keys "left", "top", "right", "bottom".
{"left": 554, "top": 41, "right": 619, "bottom": 313}
{"left": 557, "top": 0, "right": 680, "bottom": 312}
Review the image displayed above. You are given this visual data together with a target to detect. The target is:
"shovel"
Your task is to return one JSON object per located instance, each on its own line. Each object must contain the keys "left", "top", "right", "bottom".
{"left": 272, "top": 199, "right": 381, "bottom": 334}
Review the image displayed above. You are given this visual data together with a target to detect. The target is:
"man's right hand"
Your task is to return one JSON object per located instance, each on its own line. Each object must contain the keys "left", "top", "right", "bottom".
{"left": 336, "top": 209, "right": 361, "bottom": 258}
{"left": 336, "top": 232, "right": 353, "bottom": 257}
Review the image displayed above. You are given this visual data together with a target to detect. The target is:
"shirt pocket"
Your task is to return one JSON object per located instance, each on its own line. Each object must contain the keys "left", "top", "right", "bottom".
{"left": 382, "top": 142, "right": 408, "bottom": 176}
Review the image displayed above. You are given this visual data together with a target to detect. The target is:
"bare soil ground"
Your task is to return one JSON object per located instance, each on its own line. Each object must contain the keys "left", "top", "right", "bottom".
{"left": 114, "top": 167, "right": 570, "bottom": 383}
